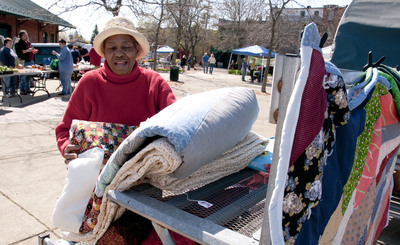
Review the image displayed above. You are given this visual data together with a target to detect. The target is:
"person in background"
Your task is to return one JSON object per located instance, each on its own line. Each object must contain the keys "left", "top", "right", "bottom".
{"left": 187, "top": 55, "right": 192, "bottom": 71}
{"left": 208, "top": 53, "right": 216, "bottom": 74}
{"left": 68, "top": 44, "right": 80, "bottom": 64}
{"left": 78, "top": 45, "right": 90, "bottom": 62}
{"left": 89, "top": 46, "right": 102, "bottom": 68}
{"left": 249, "top": 57, "right": 256, "bottom": 83}
{"left": 0, "top": 37, "right": 17, "bottom": 97}
{"left": 55, "top": 16, "right": 194, "bottom": 245}
{"left": 202, "top": 52, "right": 209, "bottom": 74}
{"left": 52, "top": 39, "right": 74, "bottom": 96}
{"left": 15, "top": 30, "right": 35, "bottom": 95}
{"left": 180, "top": 55, "right": 187, "bottom": 70}
{"left": 241, "top": 57, "right": 248, "bottom": 82}
{"left": 166, "top": 52, "right": 172, "bottom": 63}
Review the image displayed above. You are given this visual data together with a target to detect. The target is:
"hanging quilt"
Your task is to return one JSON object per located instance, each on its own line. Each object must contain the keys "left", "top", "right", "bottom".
{"left": 268, "top": 22, "right": 350, "bottom": 244}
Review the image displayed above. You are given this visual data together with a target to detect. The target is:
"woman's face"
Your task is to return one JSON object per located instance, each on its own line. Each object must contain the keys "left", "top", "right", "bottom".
{"left": 104, "top": 35, "right": 138, "bottom": 76}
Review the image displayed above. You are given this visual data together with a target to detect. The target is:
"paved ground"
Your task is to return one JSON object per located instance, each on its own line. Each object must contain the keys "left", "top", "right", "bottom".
{"left": 0, "top": 67, "right": 399, "bottom": 244}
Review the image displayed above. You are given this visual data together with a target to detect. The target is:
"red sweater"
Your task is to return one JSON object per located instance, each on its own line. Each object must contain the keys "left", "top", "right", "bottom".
{"left": 55, "top": 61, "right": 176, "bottom": 156}
{"left": 89, "top": 48, "right": 102, "bottom": 66}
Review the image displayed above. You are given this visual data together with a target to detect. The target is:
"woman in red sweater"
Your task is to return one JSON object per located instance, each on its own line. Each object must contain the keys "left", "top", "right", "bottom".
{"left": 55, "top": 16, "right": 182, "bottom": 245}
{"left": 56, "top": 17, "right": 175, "bottom": 161}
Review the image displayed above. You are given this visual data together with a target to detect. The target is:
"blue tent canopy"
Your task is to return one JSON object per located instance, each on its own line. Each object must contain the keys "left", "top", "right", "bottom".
{"left": 156, "top": 46, "right": 174, "bottom": 53}
{"left": 232, "top": 45, "right": 275, "bottom": 58}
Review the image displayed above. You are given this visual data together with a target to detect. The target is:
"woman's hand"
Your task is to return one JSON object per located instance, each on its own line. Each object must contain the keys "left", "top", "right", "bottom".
{"left": 64, "top": 144, "right": 80, "bottom": 165}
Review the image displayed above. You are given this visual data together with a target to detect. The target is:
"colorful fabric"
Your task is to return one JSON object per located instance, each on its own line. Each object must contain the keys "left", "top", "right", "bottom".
{"left": 288, "top": 46, "right": 327, "bottom": 167}
{"left": 67, "top": 120, "right": 136, "bottom": 234}
{"left": 341, "top": 180, "right": 376, "bottom": 244}
{"left": 69, "top": 120, "right": 136, "bottom": 164}
{"left": 282, "top": 68, "right": 349, "bottom": 244}
{"left": 319, "top": 197, "right": 344, "bottom": 244}
{"left": 55, "top": 61, "right": 176, "bottom": 156}
{"left": 295, "top": 65, "right": 368, "bottom": 245}
{"left": 365, "top": 148, "right": 397, "bottom": 244}
{"left": 342, "top": 83, "right": 388, "bottom": 212}
{"left": 353, "top": 93, "right": 399, "bottom": 208}
{"left": 332, "top": 94, "right": 400, "bottom": 244}
{"left": 365, "top": 122, "right": 400, "bottom": 243}
{"left": 247, "top": 137, "right": 274, "bottom": 172}
{"left": 269, "top": 23, "right": 350, "bottom": 245}
{"left": 379, "top": 71, "right": 400, "bottom": 114}
{"left": 268, "top": 23, "right": 318, "bottom": 244}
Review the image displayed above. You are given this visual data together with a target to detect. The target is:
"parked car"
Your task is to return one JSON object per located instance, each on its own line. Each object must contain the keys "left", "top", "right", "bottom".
{"left": 31, "top": 43, "right": 61, "bottom": 65}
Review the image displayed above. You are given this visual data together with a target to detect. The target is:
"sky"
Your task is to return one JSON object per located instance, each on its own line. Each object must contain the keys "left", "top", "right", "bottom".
{"left": 31, "top": 0, "right": 353, "bottom": 41}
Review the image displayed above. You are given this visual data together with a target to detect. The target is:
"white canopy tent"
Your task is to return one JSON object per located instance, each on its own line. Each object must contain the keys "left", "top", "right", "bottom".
{"left": 156, "top": 46, "right": 174, "bottom": 53}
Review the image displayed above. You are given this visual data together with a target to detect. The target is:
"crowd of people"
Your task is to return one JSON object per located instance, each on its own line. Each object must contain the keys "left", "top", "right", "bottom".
{"left": 1, "top": 26, "right": 265, "bottom": 101}
{"left": 0, "top": 30, "right": 103, "bottom": 97}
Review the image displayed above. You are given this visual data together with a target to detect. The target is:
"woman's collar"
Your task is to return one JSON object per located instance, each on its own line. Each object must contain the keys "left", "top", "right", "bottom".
{"left": 102, "top": 61, "right": 141, "bottom": 83}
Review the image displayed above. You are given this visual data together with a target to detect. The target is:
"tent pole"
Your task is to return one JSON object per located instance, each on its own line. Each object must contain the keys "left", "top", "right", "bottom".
{"left": 228, "top": 53, "right": 233, "bottom": 70}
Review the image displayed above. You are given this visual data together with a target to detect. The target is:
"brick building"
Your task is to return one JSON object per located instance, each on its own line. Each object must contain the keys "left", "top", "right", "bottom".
{"left": 0, "top": 0, "right": 74, "bottom": 43}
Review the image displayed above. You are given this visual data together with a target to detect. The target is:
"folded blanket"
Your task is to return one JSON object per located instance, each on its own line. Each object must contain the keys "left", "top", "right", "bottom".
{"left": 61, "top": 131, "right": 268, "bottom": 244}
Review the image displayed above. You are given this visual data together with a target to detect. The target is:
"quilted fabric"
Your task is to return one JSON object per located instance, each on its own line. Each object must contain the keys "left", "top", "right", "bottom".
{"left": 342, "top": 84, "right": 387, "bottom": 212}
{"left": 268, "top": 25, "right": 315, "bottom": 245}
{"left": 137, "top": 87, "right": 259, "bottom": 179}
{"left": 69, "top": 120, "right": 136, "bottom": 164}
{"left": 282, "top": 66, "right": 349, "bottom": 243}
{"left": 268, "top": 23, "right": 350, "bottom": 244}
{"left": 96, "top": 87, "right": 259, "bottom": 188}
{"left": 67, "top": 120, "right": 136, "bottom": 234}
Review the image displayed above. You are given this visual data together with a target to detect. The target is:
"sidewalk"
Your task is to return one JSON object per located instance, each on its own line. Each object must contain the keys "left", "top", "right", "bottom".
{"left": 0, "top": 68, "right": 399, "bottom": 244}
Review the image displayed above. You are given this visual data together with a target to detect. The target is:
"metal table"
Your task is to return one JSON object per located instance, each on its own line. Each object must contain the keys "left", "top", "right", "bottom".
{"left": 107, "top": 168, "right": 268, "bottom": 245}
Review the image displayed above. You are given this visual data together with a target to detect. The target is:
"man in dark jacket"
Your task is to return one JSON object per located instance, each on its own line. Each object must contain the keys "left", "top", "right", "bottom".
{"left": 78, "top": 46, "right": 90, "bottom": 62}
{"left": 15, "top": 30, "right": 35, "bottom": 95}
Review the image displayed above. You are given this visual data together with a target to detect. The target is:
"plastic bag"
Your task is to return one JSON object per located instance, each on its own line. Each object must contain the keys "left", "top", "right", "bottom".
{"left": 50, "top": 58, "right": 59, "bottom": 70}
{"left": 42, "top": 57, "right": 51, "bottom": 66}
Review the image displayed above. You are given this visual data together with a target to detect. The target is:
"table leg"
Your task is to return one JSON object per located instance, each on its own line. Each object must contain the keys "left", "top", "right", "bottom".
{"left": 32, "top": 74, "right": 51, "bottom": 97}
{"left": 151, "top": 221, "right": 177, "bottom": 245}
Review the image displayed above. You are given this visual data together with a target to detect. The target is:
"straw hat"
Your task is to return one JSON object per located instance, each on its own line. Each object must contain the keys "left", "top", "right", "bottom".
{"left": 93, "top": 16, "right": 149, "bottom": 59}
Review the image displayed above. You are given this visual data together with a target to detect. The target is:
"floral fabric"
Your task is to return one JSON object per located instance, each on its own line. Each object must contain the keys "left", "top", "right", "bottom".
{"left": 282, "top": 71, "right": 349, "bottom": 244}
{"left": 68, "top": 120, "right": 136, "bottom": 234}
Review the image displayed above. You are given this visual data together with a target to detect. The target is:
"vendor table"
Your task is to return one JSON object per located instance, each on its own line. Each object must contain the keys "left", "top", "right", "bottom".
{"left": 1, "top": 66, "right": 94, "bottom": 106}
{"left": 0, "top": 70, "right": 54, "bottom": 106}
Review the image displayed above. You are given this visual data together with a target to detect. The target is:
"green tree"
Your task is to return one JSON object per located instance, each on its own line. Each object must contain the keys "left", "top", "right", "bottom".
{"left": 90, "top": 24, "right": 99, "bottom": 43}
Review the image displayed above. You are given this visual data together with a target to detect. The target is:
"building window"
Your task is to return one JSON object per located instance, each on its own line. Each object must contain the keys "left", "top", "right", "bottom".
{"left": 0, "top": 23, "right": 11, "bottom": 38}
{"left": 300, "top": 11, "right": 305, "bottom": 17}
{"left": 43, "top": 32, "right": 48, "bottom": 43}
{"left": 50, "top": 33, "right": 54, "bottom": 43}
{"left": 314, "top": 11, "right": 319, "bottom": 16}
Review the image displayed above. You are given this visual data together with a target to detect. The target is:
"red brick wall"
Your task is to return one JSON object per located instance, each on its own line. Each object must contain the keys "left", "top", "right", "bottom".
{"left": 0, "top": 14, "right": 58, "bottom": 43}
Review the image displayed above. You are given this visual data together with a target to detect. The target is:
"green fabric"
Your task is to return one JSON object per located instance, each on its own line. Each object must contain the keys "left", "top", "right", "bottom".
{"left": 380, "top": 72, "right": 400, "bottom": 114}
{"left": 378, "top": 64, "right": 400, "bottom": 86}
{"left": 342, "top": 83, "right": 388, "bottom": 213}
